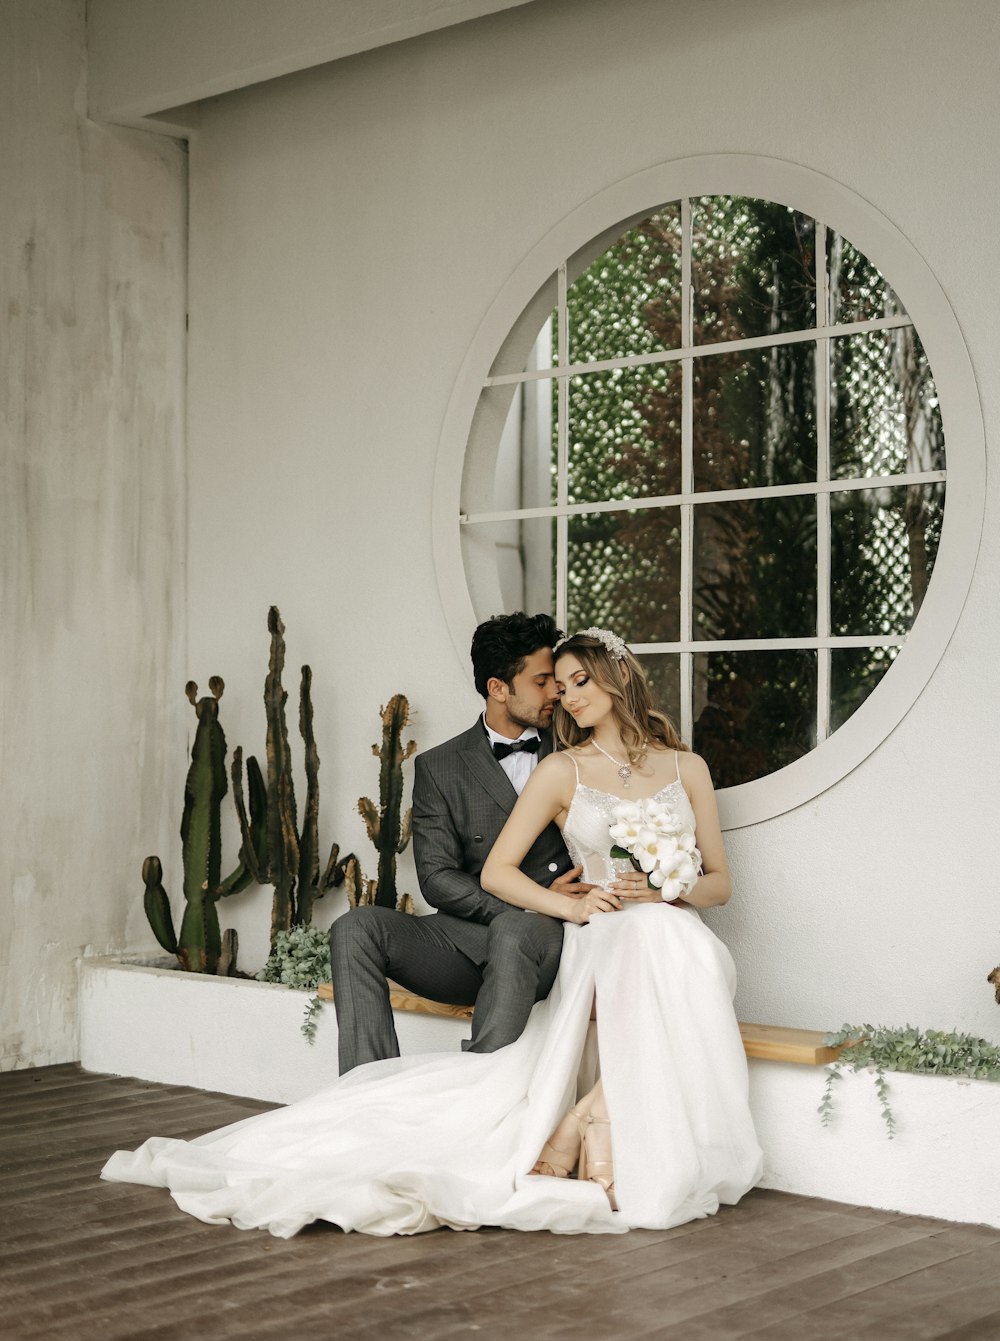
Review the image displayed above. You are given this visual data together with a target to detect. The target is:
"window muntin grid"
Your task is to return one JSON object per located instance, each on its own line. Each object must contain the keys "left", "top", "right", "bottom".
{"left": 459, "top": 196, "right": 946, "bottom": 784}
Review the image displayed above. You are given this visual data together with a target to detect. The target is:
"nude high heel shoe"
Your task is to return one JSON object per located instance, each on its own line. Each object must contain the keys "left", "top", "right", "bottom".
{"left": 529, "top": 1103, "right": 592, "bottom": 1178}
{"left": 580, "top": 1117, "right": 618, "bottom": 1210}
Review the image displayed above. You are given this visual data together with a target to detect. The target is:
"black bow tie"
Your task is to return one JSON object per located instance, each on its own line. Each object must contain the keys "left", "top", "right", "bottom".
{"left": 492, "top": 737, "right": 541, "bottom": 761}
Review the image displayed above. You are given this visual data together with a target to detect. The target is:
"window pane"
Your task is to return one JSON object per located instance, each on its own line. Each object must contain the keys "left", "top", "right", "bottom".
{"left": 568, "top": 207, "right": 682, "bottom": 363}
{"left": 486, "top": 377, "right": 556, "bottom": 513}
{"left": 693, "top": 343, "right": 817, "bottom": 491}
{"left": 830, "top": 327, "right": 944, "bottom": 480}
{"left": 692, "top": 197, "right": 817, "bottom": 344}
{"left": 827, "top": 233, "right": 904, "bottom": 324}
{"left": 461, "top": 516, "right": 555, "bottom": 621}
{"left": 693, "top": 495, "right": 816, "bottom": 640}
{"left": 568, "top": 507, "right": 681, "bottom": 643}
{"left": 830, "top": 646, "right": 898, "bottom": 732}
{"left": 692, "top": 650, "right": 816, "bottom": 787}
{"left": 566, "top": 365, "right": 682, "bottom": 505}
{"left": 831, "top": 482, "right": 945, "bottom": 637}
{"left": 634, "top": 653, "right": 681, "bottom": 730}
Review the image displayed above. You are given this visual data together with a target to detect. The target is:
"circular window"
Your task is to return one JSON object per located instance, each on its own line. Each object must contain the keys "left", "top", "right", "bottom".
{"left": 434, "top": 158, "right": 983, "bottom": 827}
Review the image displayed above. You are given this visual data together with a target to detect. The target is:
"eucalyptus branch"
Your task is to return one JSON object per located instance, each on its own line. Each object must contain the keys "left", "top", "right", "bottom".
{"left": 256, "top": 926, "right": 332, "bottom": 1044}
{"left": 819, "top": 1022, "right": 1000, "bottom": 1139}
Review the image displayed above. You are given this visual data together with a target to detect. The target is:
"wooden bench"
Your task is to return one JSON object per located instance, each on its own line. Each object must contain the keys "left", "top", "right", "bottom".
{"left": 315, "top": 983, "right": 843, "bottom": 1065}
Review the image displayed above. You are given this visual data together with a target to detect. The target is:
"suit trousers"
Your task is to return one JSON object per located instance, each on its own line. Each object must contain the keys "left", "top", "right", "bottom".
{"left": 328, "top": 906, "right": 565, "bottom": 1074}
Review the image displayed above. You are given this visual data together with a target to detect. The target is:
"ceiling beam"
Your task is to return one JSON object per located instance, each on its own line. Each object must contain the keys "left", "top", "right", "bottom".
{"left": 87, "top": 0, "right": 538, "bottom": 130}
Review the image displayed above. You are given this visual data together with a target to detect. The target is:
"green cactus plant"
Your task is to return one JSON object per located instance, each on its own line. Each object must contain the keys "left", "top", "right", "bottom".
{"left": 353, "top": 694, "right": 416, "bottom": 912}
{"left": 144, "top": 612, "right": 405, "bottom": 968}
{"left": 231, "top": 606, "right": 354, "bottom": 943}
{"left": 141, "top": 855, "right": 175, "bottom": 956}
{"left": 142, "top": 678, "right": 265, "bottom": 974}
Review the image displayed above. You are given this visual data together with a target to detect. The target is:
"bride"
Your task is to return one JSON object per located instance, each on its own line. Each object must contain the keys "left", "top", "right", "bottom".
{"left": 102, "top": 628, "right": 762, "bottom": 1237}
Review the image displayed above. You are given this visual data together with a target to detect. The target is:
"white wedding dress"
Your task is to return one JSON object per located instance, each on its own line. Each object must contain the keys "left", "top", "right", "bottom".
{"left": 102, "top": 771, "right": 763, "bottom": 1237}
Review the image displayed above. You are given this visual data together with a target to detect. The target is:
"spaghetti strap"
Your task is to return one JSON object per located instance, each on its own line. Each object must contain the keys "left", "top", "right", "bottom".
{"left": 674, "top": 750, "right": 682, "bottom": 782}
{"left": 568, "top": 751, "right": 581, "bottom": 783}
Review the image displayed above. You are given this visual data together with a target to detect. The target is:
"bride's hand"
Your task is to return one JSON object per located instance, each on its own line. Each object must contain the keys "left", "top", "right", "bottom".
{"left": 610, "top": 870, "right": 655, "bottom": 901}
{"left": 568, "top": 889, "right": 622, "bottom": 924}
{"left": 615, "top": 869, "right": 664, "bottom": 904}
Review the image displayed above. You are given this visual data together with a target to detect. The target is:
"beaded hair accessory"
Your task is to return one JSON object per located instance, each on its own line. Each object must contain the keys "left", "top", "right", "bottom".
{"left": 554, "top": 626, "right": 628, "bottom": 662}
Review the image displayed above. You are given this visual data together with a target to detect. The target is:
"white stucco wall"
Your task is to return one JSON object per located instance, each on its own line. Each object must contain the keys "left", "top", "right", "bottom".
{"left": 0, "top": 1, "right": 187, "bottom": 1066}
{"left": 179, "top": 0, "right": 1000, "bottom": 1044}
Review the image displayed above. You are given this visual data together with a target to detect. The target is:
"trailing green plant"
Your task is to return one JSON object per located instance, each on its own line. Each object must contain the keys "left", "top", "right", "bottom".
{"left": 819, "top": 1023, "right": 1000, "bottom": 1139}
{"left": 256, "top": 926, "right": 332, "bottom": 1043}
{"left": 231, "top": 606, "right": 355, "bottom": 945}
{"left": 142, "top": 678, "right": 266, "bottom": 974}
{"left": 348, "top": 694, "right": 417, "bottom": 914}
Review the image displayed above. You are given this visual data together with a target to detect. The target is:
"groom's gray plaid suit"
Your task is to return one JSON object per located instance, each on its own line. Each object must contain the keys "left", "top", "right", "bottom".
{"left": 329, "top": 720, "right": 573, "bottom": 1073}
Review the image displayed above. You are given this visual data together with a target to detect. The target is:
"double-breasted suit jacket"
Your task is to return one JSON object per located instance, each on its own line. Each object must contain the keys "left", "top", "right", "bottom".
{"left": 411, "top": 720, "right": 574, "bottom": 961}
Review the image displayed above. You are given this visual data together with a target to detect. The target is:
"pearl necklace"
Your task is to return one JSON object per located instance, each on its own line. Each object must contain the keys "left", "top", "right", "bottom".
{"left": 591, "top": 738, "right": 637, "bottom": 787}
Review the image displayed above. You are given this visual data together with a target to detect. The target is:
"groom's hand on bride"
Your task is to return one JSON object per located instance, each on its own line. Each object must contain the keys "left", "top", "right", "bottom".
{"left": 549, "top": 866, "right": 595, "bottom": 899}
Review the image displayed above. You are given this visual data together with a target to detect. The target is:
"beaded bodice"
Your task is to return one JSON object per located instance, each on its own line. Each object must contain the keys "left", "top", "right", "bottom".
{"left": 562, "top": 779, "right": 697, "bottom": 893}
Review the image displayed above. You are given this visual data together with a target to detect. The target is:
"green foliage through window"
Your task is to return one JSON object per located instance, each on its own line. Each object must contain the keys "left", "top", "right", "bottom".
{"left": 470, "top": 195, "right": 946, "bottom": 787}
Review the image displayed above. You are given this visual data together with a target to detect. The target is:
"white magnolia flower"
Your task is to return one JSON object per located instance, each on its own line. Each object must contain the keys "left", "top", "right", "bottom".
{"left": 609, "top": 800, "right": 645, "bottom": 848}
{"left": 652, "top": 849, "right": 700, "bottom": 899}
{"left": 645, "top": 808, "right": 685, "bottom": 837}
{"left": 634, "top": 829, "right": 681, "bottom": 875}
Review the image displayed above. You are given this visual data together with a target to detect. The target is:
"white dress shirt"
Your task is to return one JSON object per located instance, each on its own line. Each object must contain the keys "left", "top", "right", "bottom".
{"left": 483, "top": 717, "right": 541, "bottom": 796}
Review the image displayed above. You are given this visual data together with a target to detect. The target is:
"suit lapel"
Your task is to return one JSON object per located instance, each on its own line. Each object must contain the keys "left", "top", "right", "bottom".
{"left": 458, "top": 721, "right": 557, "bottom": 815}
{"left": 458, "top": 721, "right": 517, "bottom": 814}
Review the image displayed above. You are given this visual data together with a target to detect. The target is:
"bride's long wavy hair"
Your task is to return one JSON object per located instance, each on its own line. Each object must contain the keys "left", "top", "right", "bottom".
{"left": 552, "top": 632, "right": 687, "bottom": 765}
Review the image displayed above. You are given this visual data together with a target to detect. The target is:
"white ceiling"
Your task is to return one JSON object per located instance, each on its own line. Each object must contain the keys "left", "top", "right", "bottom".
{"left": 87, "top": 0, "right": 539, "bottom": 134}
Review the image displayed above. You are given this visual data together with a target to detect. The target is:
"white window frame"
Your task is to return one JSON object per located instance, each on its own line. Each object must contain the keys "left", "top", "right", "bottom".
{"left": 432, "top": 156, "right": 985, "bottom": 828}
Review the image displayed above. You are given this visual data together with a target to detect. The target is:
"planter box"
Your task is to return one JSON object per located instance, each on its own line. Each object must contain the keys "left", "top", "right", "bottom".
{"left": 79, "top": 955, "right": 467, "bottom": 1105}
{"left": 79, "top": 955, "right": 1000, "bottom": 1229}
{"left": 749, "top": 1060, "right": 1000, "bottom": 1230}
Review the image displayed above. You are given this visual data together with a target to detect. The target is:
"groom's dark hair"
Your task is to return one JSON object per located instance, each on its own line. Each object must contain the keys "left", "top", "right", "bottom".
{"left": 471, "top": 612, "right": 563, "bottom": 699}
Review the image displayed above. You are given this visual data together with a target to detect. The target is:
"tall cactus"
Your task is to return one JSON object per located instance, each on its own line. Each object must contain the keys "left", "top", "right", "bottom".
{"left": 263, "top": 605, "right": 299, "bottom": 936}
{"left": 231, "top": 606, "right": 352, "bottom": 942}
{"left": 356, "top": 694, "right": 416, "bottom": 911}
{"left": 295, "top": 664, "right": 323, "bottom": 927}
{"left": 142, "top": 678, "right": 264, "bottom": 974}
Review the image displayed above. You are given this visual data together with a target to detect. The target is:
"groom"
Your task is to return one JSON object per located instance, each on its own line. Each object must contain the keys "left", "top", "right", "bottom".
{"left": 329, "top": 611, "right": 589, "bottom": 1074}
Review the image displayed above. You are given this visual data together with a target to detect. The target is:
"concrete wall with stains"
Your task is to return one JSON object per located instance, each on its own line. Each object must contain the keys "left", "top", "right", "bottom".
{"left": 0, "top": 0, "right": 187, "bottom": 1068}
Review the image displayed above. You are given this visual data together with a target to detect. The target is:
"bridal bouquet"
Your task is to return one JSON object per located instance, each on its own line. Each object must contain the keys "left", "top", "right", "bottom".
{"left": 609, "top": 798, "right": 701, "bottom": 900}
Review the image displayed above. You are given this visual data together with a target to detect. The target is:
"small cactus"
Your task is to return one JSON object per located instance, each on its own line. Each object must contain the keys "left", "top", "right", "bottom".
{"left": 356, "top": 694, "right": 416, "bottom": 912}
{"left": 141, "top": 856, "right": 175, "bottom": 955}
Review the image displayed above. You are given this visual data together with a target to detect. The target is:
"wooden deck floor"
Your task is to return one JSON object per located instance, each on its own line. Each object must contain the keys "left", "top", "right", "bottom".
{"left": 2, "top": 1066, "right": 999, "bottom": 1341}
